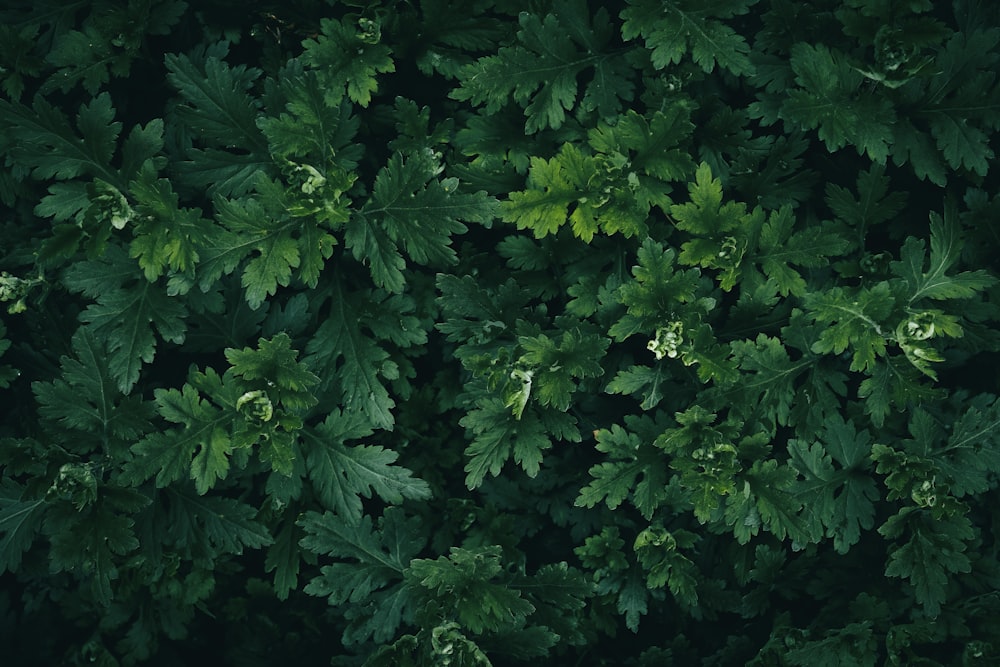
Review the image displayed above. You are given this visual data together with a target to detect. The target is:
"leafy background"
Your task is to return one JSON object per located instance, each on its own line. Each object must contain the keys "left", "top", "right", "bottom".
{"left": 1, "top": 0, "right": 1000, "bottom": 665}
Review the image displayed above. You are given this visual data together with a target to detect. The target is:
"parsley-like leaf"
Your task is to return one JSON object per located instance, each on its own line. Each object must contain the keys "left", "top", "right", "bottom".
{"left": 453, "top": 0, "right": 632, "bottom": 132}
{"left": 305, "top": 283, "right": 426, "bottom": 431}
{"left": 0, "top": 92, "right": 125, "bottom": 187}
{"left": 620, "top": 0, "right": 758, "bottom": 76}
{"left": 302, "top": 410, "right": 431, "bottom": 522}
{"left": 32, "top": 327, "right": 154, "bottom": 452}
{"left": 347, "top": 151, "right": 497, "bottom": 292}
{"left": 777, "top": 43, "right": 895, "bottom": 162}
{"left": 126, "top": 379, "right": 232, "bottom": 494}
{"left": 301, "top": 17, "right": 395, "bottom": 108}
{"left": 804, "top": 283, "right": 894, "bottom": 373}
{"left": 0, "top": 479, "right": 46, "bottom": 575}
{"left": 460, "top": 398, "right": 555, "bottom": 488}
{"left": 788, "top": 417, "right": 878, "bottom": 553}
{"left": 300, "top": 508, "right": 425, "bottom": 644}
{"left": 64, "top": 245, "right": 187, "bottom": 393}
{"left": 891, "top": 201, "right": 997, "bottom": 304}
{"left": 879, "top": 507, "right": 973, "bottom": 617}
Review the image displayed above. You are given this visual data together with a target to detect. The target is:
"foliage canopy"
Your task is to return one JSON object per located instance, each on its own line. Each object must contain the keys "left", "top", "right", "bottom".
{"left": 2, "top": 1, "right": 1000, "bottom": 665}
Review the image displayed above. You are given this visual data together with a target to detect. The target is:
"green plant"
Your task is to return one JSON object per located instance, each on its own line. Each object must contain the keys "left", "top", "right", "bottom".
{"left": 2, "top": 1, "right": 1000, "bottom": 665}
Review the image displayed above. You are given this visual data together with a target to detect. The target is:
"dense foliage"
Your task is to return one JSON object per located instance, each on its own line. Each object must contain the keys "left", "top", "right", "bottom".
{"left": 2, "top": 0, "right": 1000, "bottom": 664}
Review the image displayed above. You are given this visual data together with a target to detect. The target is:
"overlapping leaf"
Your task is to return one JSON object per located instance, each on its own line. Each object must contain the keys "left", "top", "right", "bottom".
{"left": 301, "top": 16, "right": 395, "bottom": 107}
{"left": 347, "top": 151, "right": 497, "bottom": 292}
{"left": 63, "top": 245, "right": 187, "bottom": 394}
{"left": 788, "top": 417, "right": 878, "bottom": 553}
{"left": 32, "top": 327, "right": 154, "bottom": 451}
{"left": 453, "top": 0, "right": 633, "bottom": 132}
{"left": 302, "top": 410, "right": 431, "bottom": 521}
{"left": 299, "top": 508, "right": 425, "bottom": 643}
{"left": 0, "top": 479, "right": 46, "bottom": 574}
{"left": 775, "top": 43, "right": 895, "bottom": 161}
{"left": 620, "top": 0, "right": 758, "bottom": 75}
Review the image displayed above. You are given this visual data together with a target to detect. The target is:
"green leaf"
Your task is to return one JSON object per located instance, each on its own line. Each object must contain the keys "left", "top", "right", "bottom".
{"left": 728, "top": 459, "right": 814, "bottom": 545}
{"left": 671, "top": 162, "right": 748, "bottom": 237}
{"left": 754, "top": 207, "right": 850, "bottom": 297}
{"left": 407, "top": 0, "right": 505, "bottom": 77}
{"left": 189, "top": 427, "right": 233, "bottom": 495}
{"left": 620, "top": 0, "right": 758, "bottom": 76}
{"left": 452, "top": 0, "right": 631, "bottom": 132}
{"left": 502, "top": 106, "right": 693, "bottom": 242}
{"left": 587, "top": 106, "right": 696, "bottom": 184}
{"left": 804, "top": 283, "right": 895, "bottom": 373}
{"left": 0, "top": 322, "right": 15, "bottom": 389}
{"left": 891, "top": 202, "right": 997, "bottom": 304}
{"left": 824, "top": 163, "right": 907, "bottom": 231}
{"left": 225, "top": 332, "right": 319, "bottom": 412}
{"left": 681, "top": 322, "right": 740, "bottom": 385}
{"left": 43, "top": 25, "right": 117, "bottom": 95}
{"left": 32, "top": 327, "right": 154, "bottom": 447}
{"left": 501, "top": 146, "right": 587, "bottom": 239}
{"left": 892, "top": 119, "right": 948, "bottom": 186}
{"left": 575, "top": 527, "right": 653, "bottom": 631}
{"left": 64, "top": 245, "right": 187, "bottom": 393}
{"left": 606, "top": 364, "right": 669, "bottom": 410}
{"left": 920, "top": 30, "right": 1000, "bottom": 176}
{"left": 857, "top": 356, "right": 942, "bottom": 428}
{"left": 265, "top": 520, "right": 302, "bottom": 601}
{"left": 883, "top": 397, "right": 1000, "bottom": 501}
{"left": 245, "top": 233, "right": 301, "bottom": 309}
{"left": 300, "top": 508, "right": 424, "bottom": 643}
{"left": 211, "top": 181, "right": 342, "bottom": 309}
{"left": 0, "top": 480, "right": 46, "bottom": 574}
{"left": 165, "top": 48, "right": 266, "bottom": 153}
{"left": 576, "top": 424, "right": 646, "bottom": 512}
{"left": 657, "top": 406, "right": 744, "bottom": 522}
{"left": 730, "top": 334, "right": 808, "bottom": 428}
{"left": 879, "top": 507, "right": 973, "bottom": 617}
{"left": 461, "top": 399, "right": 554, "bottom": 489}
{"left": 0, "top": 92, "right": 125, "bottom": 188}
{"left": 940, "top": 394, "right": 1000, "bottom": 496}
{"left": 783, "top": 622, "right": 879, "bottom": 667}
{"left": 518, "top": 328, "right": 609, "bottom": 411}
{"left": 777, "top": 43, "right": 895, "bottom": 161}
{"left": 119, "top": 118, "right": 166, "bottom": 182}
{"left": 633, "top": 527, "right": 699, "bottom": 607}
{"left": 165, "top": 488, "right": 273, "bottom": 556}
{"left": 257, "top": 69, "right": 362, "bottom": 168}
{"left": 618, "top": 569, "right": 651, "bottom": 632}
{"left": 610, "top": 238, "right": 703, "bottom": 341}
{"left": 167, "top": 46, "right": 270, "bottom": 196}
{"left": 176, "top": 147, "right": 270, "bottom": 199}
{"left": 507, "top": 561, "right": 590, "bottom": 650}
{"left": 929, "top": 112, "right": 993, "bottom": 177}
{"left": 302, "top": 410, "right": 431, "bottom": 521}
{"left": 128, "top": 165, "right": 209, "bottom": 282}
{"left": 300, "top": 509, "right": 413, "bottom": 590}
{"left": 45, "top": 491, "right": 147, "bottom": 605}
{"left": 348, "top": 151, "right": 497, "bottom": 291}
{"left": 789, "top": 417, "right": 878, "bottom": 553}
{"left": 301, "top": 17, "right": 395, "bottom": 107}
{"left": 303, "top": 285, "right": 403, "bottom": 431}
{"left": 408, "top": 545, "right": 536, "bottom": 634}
{"left": 668, "top": 162, "right": 762, "bottom": 291}
{"left": 436, "top": 274, "right": 533, "bottom": 349}
{"left": 123, "top": 367, "right": 243, "bottom": 494}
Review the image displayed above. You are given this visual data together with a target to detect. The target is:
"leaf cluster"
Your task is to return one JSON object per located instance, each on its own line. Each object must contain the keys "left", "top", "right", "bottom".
{"left": 2, "top": 1, "right": 1000, "bottom": 666}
